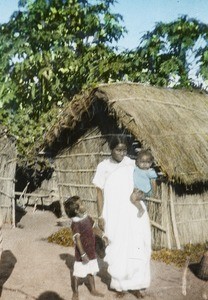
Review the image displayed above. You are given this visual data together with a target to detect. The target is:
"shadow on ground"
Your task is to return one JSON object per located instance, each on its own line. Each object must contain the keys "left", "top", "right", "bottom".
{"left": 0, "top": 250, "right": 17, "bottom": 297}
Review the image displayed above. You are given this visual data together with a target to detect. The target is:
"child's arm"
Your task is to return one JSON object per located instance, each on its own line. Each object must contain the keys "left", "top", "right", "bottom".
{"left": 73, "top": 233, "right": 89, "bottom": 263}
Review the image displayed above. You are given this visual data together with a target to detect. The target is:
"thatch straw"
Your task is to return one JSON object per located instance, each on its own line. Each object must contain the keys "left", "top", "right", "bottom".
{"left": 40, "top": 83, "right": 208, "bottom": 185}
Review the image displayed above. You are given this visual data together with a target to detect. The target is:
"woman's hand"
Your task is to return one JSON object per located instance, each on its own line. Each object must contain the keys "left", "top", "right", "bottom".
{"left": 98, "top": 217, "right": 105, "bottom": 231}
{"left": 130, "top": 188, "right": 144, "bottom": 204}
{"left": 102, "top": 235, "right": 109, "bottom": 247}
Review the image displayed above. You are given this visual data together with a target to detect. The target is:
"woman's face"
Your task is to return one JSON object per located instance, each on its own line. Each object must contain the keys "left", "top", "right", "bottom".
{"left": 111, "top": 143, "right": 127, "bottom": 162}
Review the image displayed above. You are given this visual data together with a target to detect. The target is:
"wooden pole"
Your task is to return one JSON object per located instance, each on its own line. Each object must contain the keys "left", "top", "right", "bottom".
{"left": 161, "top": 183, "right": 171, "bottom": 249}
{"left": 12, "top": 197, "right": 15, "bottom": 228}
{"left": 169, "top": 184, "right": 181, "bottom": 249}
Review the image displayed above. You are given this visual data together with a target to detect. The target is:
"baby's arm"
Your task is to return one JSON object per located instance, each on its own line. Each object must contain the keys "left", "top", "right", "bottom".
{"left": 73, "top": 233, "right": 89, "bottom": 263}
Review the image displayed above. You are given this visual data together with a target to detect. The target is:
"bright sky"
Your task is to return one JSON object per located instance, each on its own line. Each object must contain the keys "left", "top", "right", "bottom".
{"left": 0, "top": 0, "right": 208, "bottom": 50}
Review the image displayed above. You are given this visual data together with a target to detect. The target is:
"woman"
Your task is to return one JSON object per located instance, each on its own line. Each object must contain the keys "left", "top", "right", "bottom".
{"left": 92, "top": 135, "right": 152, "bottom": 298}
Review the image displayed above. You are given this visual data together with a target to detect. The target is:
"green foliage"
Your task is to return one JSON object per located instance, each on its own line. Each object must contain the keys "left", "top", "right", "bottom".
{"left": 0, "top": 0, "right": 125, "bottom": 113}
{"left": 125, "top": 15, "right": 208, "bottom": 89}
{"left": 0, "top": 103, "right": 59, "bottom": 158}
{"left": 0, "top": 0, "right": 126, "bottom": 157}
{"left": 0, "top": 6, "right": 208, "bottom": 161}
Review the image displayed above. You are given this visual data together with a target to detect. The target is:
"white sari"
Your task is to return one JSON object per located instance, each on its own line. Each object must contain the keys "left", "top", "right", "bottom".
{"left": 93, "top": 157, "right": 151, "bottom": 291}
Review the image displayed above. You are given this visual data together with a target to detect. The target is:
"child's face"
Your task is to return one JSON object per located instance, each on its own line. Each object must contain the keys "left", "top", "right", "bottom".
{"left": 111, "top": 143, "right": 127, "bottom": 162}
{"left": 75, "top": 199, "right": 86, "bottom": 216}
{"left": 136, "top": 154, "right": 152, "bottom": 170}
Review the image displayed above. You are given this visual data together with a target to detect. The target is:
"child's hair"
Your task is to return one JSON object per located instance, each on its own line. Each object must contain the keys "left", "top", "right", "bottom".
{"left": 109, "top": 135, "right": 128, "bottom": 150}
{"left": 64, "top": 195, "right": 80, "bottom": 218}
{"left": 136, "top": 149, "right": 154, "bottom": 163}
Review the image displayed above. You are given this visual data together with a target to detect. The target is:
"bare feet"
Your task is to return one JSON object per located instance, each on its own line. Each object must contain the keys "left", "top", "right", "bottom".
{"left": 130, "top": 290, "right": 144, "bottom": 298}
{"left": 137, "top": 201, "right": 145, "bottom": 218}
{"left": 137, "top": 207, "right": 145, "bottom": 218}
{"left": 90, "top": 290, "right": 104, "bottom": 297}
{"left": 72, "top": 292, "right": 79, "bottom": 300}
{"left": 116, "top": 291, "right": 126, "bottom": 298}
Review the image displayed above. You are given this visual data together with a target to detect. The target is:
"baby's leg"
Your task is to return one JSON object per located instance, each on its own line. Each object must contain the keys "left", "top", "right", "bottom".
{"left": 137, "top": 201, "right": 145, "bottom": 217}
{"left": 87, "top": 274, "right": 104, "bottom": 297}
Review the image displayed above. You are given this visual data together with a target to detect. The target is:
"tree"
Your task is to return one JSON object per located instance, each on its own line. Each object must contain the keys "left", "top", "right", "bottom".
{"left": 1, "top": 8, "right": 208, "bottom": 159}
{"left": 123, "top": 16, "right": 208, "bottom": 89}
{"left": 0, "top": 0, "right": 126, "bottom": 156}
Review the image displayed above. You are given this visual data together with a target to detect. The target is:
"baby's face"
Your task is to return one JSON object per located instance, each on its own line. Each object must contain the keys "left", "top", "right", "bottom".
{"left": 136, "top": 154, "right": 152, "bottom": 170}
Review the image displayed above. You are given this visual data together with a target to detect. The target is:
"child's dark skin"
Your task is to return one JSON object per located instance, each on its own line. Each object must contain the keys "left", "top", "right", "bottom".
{"left": 67, "top": 198, "right": 108, "bottom": 300}
{"left": 73, "top": 231, "right": 108, "bottom": 299}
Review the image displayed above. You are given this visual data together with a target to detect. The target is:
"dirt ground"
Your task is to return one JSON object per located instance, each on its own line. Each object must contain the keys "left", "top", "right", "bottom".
{"left": 0, "top": 206, "right": 207, "bottom": 300}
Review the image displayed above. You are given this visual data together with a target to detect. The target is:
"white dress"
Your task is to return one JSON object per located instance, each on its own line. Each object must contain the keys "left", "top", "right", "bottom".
{"left": 92, "top": 157, "right": 151, "bottom": 291}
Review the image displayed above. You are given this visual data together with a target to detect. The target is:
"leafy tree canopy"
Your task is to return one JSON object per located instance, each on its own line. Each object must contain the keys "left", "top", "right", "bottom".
{"left": 0, "top": 0, "right": 126, "bottom": 158}
{"left": 0, "top": 5, "right": 208, "bottom": 163}
{"left": 123, "top": 15, "right": 208, "bottom": 89}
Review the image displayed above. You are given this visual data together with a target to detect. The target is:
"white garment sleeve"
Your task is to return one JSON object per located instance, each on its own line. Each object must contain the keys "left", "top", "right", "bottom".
{"left": 92, "top": 161, "right": 106, "bottom": 189}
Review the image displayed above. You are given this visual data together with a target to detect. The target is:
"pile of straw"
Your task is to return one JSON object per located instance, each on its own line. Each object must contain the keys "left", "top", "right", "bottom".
{"left": 152, "top": 243, "right": 207, "bottom": 267}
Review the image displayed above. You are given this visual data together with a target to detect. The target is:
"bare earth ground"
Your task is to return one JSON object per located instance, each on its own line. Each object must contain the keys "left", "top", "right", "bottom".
{"left": 0, "top": 207, "right": 207, "bottom": 300}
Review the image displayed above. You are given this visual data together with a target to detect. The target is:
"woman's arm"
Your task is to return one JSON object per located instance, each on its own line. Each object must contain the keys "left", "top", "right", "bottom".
{"left": 97, "top": 187, "right": 103, "bottom": 217}
{"left": 93, "top": 224, "right": 109, "bottom": 246}
{"left": 96, "top": 187, "right": 105, "bottom": 231}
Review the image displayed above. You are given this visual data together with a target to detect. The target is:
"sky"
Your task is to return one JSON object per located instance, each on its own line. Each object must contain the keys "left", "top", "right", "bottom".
{"left": 0, "top": 0, "right": 208, "bottom": 51}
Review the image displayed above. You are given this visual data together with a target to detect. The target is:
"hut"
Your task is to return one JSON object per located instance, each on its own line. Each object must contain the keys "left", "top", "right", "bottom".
{"left": 0, "top": 126, "right": 17, "bottom": 225}
{"left": 36, "top": 82, "right": 208, "bottom": 249}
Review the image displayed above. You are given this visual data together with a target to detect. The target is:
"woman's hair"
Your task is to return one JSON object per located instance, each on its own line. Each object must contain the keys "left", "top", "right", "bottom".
{"left": 137, "top": 149, "right": 154, "bottom": 163}
{"left": 109, "top": 135, "right": 128, "bottom": 150}
{"left": 64, "top": 196, "right": 80, "bottom": 218}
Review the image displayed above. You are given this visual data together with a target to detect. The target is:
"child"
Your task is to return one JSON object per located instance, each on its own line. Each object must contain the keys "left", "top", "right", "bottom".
{"left": 131, "top": 149, "right": 158, "bottom": 217}
{"left": 64, "top": 196, "right": 108, "bottom": 300}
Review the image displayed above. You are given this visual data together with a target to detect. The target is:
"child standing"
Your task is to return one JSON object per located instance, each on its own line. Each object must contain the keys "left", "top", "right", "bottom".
{"left": 64, "top": 196, "right": 107, "bottom": 300}
{"left": 131, "top": 150, "right": 158, "bottom": 217}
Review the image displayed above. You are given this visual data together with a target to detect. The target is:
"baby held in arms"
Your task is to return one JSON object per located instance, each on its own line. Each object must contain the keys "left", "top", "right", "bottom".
{"left": 131, "top": 149, "right": 158, "bottom": 217}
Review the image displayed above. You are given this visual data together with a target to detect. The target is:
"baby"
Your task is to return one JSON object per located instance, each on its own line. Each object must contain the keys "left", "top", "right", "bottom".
{"left": 131, "top": 150, "right": 158, "bottom": 217}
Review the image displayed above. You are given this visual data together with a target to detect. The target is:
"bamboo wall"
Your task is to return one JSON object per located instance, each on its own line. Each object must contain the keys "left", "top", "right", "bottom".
{"left": 152, "top": 183, "right": 208, "bottom": 249}
{"left": 55, "top": 128, "right": 110, "bottom": 217}
{"left": 30, "top": 126, "right": 208, "bottom": 249}
{"left": 53, "top": 128, "right": 169, "bottom": 249}
{"left": 173, "top": 189, "right": 208, "bottom": 247}
{"left": 0, "top": 134, "right": 17, "bottom": 225}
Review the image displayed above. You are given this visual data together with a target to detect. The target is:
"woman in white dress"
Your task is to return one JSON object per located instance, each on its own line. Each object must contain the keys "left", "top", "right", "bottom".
{"left": 92, "top": 135, "right": 152, "bottom": 298}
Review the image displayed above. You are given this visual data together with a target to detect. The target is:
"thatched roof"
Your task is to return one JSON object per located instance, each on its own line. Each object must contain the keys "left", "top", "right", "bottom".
{"left": 42, "top": 82, "right": 208, "bottom": 185}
